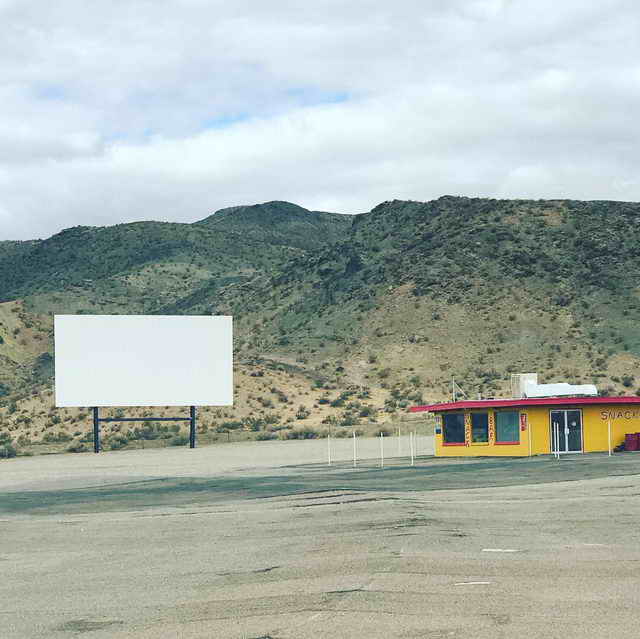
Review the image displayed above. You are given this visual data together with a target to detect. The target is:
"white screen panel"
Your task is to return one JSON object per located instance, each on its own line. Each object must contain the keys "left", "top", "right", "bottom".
{"left": 54, "top": 315, "right": 233, "bottom": 407}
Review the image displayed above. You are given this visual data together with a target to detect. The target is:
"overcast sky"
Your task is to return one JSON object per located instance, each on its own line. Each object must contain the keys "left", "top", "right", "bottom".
{"left": 1, "top": 0, "right": 639, "bottom": 240}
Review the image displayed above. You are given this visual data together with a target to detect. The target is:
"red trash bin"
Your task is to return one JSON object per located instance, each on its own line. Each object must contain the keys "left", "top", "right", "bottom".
{"left": 625, "top": 433, "right": 639, "bottom": 451}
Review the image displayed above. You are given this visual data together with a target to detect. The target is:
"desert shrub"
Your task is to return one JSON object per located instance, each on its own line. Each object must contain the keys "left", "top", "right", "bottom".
{"left": 108, "top": 433, "right": 129, "bottom": 450}
{"left": 0, "top": 443, "right": 17, "bottom": 459}
{"left": 128, "top": 422, "right": 175, "bottom": 440}
{"left": 67, "top": 441, "right": 88, "bottom": 453}
{"left": 256, "top": 431, "right": 277, "bottom": 441}
{"left": 42, "top": 431, "right": 72, "bottom": 443}
{"left": 274, "top": 390, "right": 288, "bottom": 403}
{"left": 286, "top": 427, "right": 319, "bottom": 439}
{"left": 375, "top": 427, "right": 392, "bottom": 437}
{"left": 296, "top": 405, "right": 310, "bottom": 420}
{"left": 340, "top": 414, "right": 358, "bottom": 426}
{"left": 358, "top": 405, "right": 374, "bottom": 417}
{"left": 169, "top": 434, "right": 189, "bottom": 446}
{"left": 219, "top": 420, "right": 242, "bottom": 431}
{"left": 384, "top": 399, "right": 397, "bottom": 413}
{"left": 622, "top": 375, "right": 634, "bottom": 388}
{"left": 242, "top": 416, "right": 264, "bottom": 431}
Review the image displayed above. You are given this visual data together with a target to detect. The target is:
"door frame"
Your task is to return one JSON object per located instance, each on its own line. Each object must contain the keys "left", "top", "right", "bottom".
{"left": 549, "top": 408, "right": 584, "bottom": 454}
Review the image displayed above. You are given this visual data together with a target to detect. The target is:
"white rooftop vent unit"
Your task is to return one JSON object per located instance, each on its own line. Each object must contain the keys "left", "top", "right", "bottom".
{"left": 511, "top": 373, "right": 597, "bottom": 399}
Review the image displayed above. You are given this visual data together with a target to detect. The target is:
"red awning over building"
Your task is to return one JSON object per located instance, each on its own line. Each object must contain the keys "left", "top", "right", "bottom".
{"left": 411, "top": 396, "right": 640, "bottom": 413}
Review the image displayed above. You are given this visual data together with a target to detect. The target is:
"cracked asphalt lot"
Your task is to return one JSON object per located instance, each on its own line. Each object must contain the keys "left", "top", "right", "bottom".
{"left": 2, "top": 440, "right": 640, "bottom": 638}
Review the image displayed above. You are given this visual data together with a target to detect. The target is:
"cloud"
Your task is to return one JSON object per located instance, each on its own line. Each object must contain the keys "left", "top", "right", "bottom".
{"left": 0, "top": 0, "right": 639, "bottom": 239}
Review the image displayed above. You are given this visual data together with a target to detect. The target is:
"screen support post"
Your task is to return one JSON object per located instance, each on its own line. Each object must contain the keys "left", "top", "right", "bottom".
{"left": 90, "top": 407, "right": 198, "bottom": 453}
{"left": 93, "top": 407, "right": 100, "bottom": 454}
{"left": 189, "top": 406, "right": 196, "bottom": 449}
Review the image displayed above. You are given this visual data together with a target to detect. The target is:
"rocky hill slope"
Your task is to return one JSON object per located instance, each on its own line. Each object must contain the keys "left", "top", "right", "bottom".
{"left": 2, "top": 196, "right": 640, "bottom": 455}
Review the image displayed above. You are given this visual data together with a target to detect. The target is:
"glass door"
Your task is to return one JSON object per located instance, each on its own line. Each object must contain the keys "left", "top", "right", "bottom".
{"left": 550, "top": 410, "right": 583, "bottom": 453}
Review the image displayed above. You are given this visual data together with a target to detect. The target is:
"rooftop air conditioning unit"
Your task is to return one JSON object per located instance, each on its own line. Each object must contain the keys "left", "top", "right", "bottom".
{"left": 511, "top": 372, "right": 597, "bottom": 398}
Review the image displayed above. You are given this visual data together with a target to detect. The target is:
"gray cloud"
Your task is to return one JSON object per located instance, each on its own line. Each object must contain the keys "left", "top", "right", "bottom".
{"left": 0, "top": 0, "right": 639, "bottom": 239}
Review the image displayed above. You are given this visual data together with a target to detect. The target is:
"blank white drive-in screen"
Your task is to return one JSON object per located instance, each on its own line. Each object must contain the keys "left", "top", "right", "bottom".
{"left": 54, "top": 315, "right": 233, "bottom": 407}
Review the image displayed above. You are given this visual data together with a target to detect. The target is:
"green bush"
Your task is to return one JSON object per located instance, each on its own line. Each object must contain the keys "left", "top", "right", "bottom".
{"left": 16, "top": 434, "right": 31, "bottom": 446}
{"left": 169, "top": 434, "right": 189, "bottom": 446}
{"left": 42, "top": 431, "right": 73, "bottom": 443}
{"left": 296, "top": 405, "right": 310, "bottom": 420}
{"left": 219, "top": 420, "right": 242, "bottom": 431}
{"left": 108, "top": 433, "right": 129, "bottom": 450}
{"left": 340, "top": 414, "right": 358, "bottom": 426}
{"left": 128, "top": 422, "right": 174, "bottom": 440}
{"left": 0, "top": 443, "right": 17, "bottom": 459}
{"left": 256, "top": 431, "right": 277, "bottom": 441}
{"left": 358, "top": 405, "right": 374, "bottom": 417}
{"left": 286, "top": 427, "right": 319, "bottom": 440}
{"left": 67, "top": 441, "right": 88, "bottom": 453}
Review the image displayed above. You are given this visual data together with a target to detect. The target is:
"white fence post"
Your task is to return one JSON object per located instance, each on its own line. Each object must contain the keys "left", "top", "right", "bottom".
{"left": 353, "top": 430, "right": 357, "bottom": 468}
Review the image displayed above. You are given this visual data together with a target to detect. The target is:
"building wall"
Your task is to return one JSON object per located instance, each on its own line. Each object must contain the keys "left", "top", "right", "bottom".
{"left": 582, "top": 405, "right": 640, "bottom": 451}
{"left": 434, "top": 404, "right": 640, "bottom": 456}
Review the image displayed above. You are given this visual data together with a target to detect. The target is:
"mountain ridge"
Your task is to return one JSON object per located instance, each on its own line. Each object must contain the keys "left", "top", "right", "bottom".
{"left": 2, "top": 195, "right": 640, "bottom": 455}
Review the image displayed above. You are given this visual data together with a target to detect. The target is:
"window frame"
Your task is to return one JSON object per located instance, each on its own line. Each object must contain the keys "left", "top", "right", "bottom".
{"left": 470, "top": 411, "right": 489, "bottom": 445}
{"left": 494, "top": 410, "right": 520, "bottom": 445}
{"left": 442, "top": 412, "right": 466, "bottom": 446}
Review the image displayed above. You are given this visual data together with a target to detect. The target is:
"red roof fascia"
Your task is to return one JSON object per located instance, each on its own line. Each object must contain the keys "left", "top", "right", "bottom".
{"left": 410, "top": 396, "right": 640, "bottom": 413}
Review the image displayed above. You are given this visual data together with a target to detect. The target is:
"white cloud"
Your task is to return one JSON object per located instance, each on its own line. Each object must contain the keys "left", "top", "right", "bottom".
{"left": 0, "top": 0, "right": 639, "bottom": 238}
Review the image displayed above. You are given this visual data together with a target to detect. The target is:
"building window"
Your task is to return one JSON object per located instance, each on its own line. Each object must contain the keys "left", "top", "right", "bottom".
{"left": 471, "top": 413, "right": 488, "bottom": 443}
{"left": 495, "top": 411, "right": 519, "bottom": 444}
{"left": 442, "top": 413, "right": 465, "bottom": 444}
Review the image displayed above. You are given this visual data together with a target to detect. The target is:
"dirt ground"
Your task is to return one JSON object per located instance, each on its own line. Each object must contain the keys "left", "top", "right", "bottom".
{"left": 2, "top": 440, "right": 640, "bottom": 638}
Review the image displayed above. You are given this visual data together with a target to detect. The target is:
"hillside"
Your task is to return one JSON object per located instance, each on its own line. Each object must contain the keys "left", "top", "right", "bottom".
{"left": 3, "top": 196, "right": 640, "bottom": 456}
{"left": 196, "top": 201, "right": 354, "bottom": 250}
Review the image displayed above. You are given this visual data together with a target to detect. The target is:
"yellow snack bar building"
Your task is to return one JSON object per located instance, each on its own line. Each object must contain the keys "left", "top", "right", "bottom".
{"left": 411, "top": 395, "right": 640, "bottom": 457}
